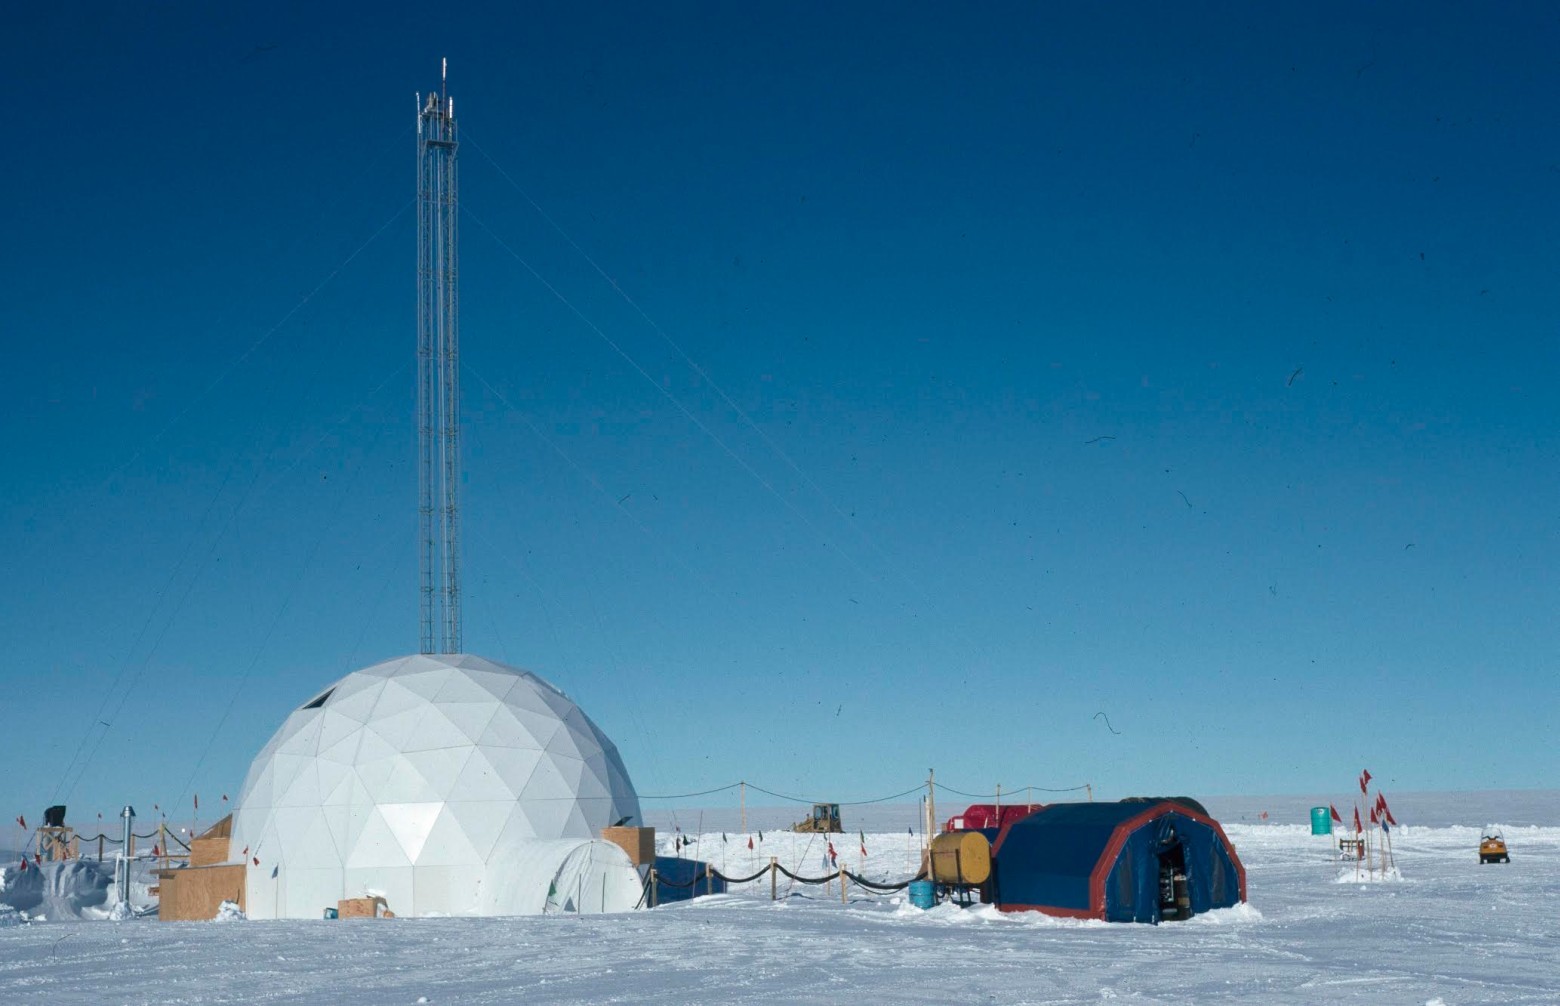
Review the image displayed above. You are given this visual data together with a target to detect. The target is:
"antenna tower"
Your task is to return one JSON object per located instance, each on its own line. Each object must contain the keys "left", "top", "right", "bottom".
{"left": 416, "top": 60, "right": 461, "bottom": 654}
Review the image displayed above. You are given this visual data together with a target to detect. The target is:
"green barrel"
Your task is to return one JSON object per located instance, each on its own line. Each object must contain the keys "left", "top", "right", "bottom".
{"left": 1310, "top": 806, "right": 1332, "bottom": 835}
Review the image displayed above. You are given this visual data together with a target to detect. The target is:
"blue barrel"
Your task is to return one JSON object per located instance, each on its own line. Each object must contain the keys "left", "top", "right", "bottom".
{"left": 908, "top": 879, "right": 936, "bottom": 909}
{"left": 1310, "top": 806, "right": 1332, "bottom": 835}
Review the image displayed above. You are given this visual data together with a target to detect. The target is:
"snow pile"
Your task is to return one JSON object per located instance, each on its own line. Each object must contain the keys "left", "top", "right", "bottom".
{"left": 0, "top": 906, "right": 25, "bottom": 928}
{"left": 0, "top": 858, "right": 158, "bottom": 922}
{"left": 1187, "top": 901, "right": 1264, "bottom": 925}
{"left": 107, "top": 901, "right": 134, "bottom": 921}
{"left": 212, "top": 900, "right": 247, "bottom": 922}
{"left": 0, "top": 859, "right": 111, "bottom": 920}
{"left": 1333, "top": 865, "right": 1405, "bottom": 884}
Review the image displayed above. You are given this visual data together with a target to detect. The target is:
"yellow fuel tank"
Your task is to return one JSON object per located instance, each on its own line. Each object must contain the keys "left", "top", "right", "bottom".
{"left": 930, "top": 830, "right": 992, "bottom": 885}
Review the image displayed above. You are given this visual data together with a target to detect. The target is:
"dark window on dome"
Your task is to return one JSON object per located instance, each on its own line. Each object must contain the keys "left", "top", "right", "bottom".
{"left": 301, "top": 688, "right": 335, "bottom": 710}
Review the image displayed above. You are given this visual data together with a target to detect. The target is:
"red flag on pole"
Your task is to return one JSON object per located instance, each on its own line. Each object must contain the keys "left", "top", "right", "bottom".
{"left": 1383, "top": 804, "right": 1398, "bottom": 827}
{"left": 1359, "top": 770, "right": 1372, "bottom": 794}
{"left": 14, "top": 815, "right": 23, "bottom": 831}
{"left": 194, "top": 794, "right": 199, "bottom": 811}
{"left": 17, "top": 859, "right": 25, "bottom": 873}
{"left": 746, "top": 835, "right": 753, "bottom": 851}
{"left": 1368, "top": 806, "right": 1378, "bottom": 825}
{"left": 1329, "top": 804, "right": 1342, "bottom": 824}
{"left": 1353, "top": 806, "right": 1362, "bottom": 833}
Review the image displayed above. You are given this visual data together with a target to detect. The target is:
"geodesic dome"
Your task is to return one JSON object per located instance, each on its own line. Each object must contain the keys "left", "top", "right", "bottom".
{"left": 229, "top": 653, "right": 642, "bottom": 918}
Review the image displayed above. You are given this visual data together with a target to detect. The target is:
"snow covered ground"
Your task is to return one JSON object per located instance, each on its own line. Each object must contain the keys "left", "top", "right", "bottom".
{"left": 1, "top": 793, "right": 1556, "bottom": 1004}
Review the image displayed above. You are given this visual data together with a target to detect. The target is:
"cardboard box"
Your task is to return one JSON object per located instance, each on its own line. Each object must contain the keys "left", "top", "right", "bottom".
{"left": 337, "top": 896, "right": 395, "bottom": 919}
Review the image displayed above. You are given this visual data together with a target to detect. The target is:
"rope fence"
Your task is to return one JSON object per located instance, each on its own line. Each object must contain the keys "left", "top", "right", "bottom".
{"left": 633, "top": 773, "right": 1097, "bottom": 909}
{"left": 642, "top": 858, "right": 930, "bottom": 908}
{"left": 13, "top": 826, "right": 203, "bottom": 869}
{"left": 38, "top": 830, "right": 197, "bottom": 845}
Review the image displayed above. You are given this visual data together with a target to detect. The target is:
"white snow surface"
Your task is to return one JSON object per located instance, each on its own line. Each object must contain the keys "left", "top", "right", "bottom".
{"left": 0, "top": 793, "right": 1556, "bottom": 1004}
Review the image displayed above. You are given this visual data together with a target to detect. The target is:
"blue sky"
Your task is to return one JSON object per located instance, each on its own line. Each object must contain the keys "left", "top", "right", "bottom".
{"left": 2, "top": 2, "right": 1555, "bottom": 828}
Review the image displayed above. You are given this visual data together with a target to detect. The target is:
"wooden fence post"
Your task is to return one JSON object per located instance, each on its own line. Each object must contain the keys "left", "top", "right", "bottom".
{"left": 840, "top": 866, "right": 847, "bottom": 904}
{"left": 770, "top": 858, "right": 777, "bottom": 901}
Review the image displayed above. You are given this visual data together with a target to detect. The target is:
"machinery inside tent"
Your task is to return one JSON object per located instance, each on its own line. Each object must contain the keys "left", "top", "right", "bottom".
{"left": 990, "top": 801, "right": 1245, "bottom": 923}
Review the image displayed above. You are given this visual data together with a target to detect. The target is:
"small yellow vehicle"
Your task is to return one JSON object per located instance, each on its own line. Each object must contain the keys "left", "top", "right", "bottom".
{"left": 1478, "top": 833, "right": 1510, "bottom": 864}
{"left": 792, "top": 803, "right": 842, "bottom": 833}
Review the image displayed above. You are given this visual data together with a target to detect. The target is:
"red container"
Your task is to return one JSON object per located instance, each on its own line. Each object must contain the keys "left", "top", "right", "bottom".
{"left": 944, "top": 804, "right": 1044, "bottom": 832}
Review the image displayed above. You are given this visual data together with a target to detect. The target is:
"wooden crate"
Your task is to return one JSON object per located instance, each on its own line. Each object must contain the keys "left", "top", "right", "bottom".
{"left": 157, "top": 864, "right": 246, "bottom": 921}
{"left": 189, "top": 815, "right": 235, "bottom": 867}
{"left": 601, "top": 826, "right": 655, "bottom": 866}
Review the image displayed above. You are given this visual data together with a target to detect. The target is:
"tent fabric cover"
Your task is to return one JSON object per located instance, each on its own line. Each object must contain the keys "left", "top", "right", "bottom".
{"left": 991, "top": 801, "right": 1245, "bottom": 923}
{"left": 653, "top": 856, "right": 727, "bottom": 904}
{"left": 481, "top": 839, "right": 643, "bottom": 915}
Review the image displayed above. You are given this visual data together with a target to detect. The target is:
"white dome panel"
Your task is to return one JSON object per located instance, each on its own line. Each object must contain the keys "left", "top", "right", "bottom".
{"left": 447, "top": 750, "right": 515, "bottom": 803}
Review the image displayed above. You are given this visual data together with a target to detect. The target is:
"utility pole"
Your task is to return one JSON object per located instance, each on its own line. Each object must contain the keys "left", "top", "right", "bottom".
{"left": 926, "top": 769, "right": 937, "bottom": 843}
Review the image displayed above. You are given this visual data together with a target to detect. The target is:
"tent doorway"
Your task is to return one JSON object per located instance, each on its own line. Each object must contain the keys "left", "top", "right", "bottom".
{"left": 1156, "top": 840, "right": 1190, "bottom": 921}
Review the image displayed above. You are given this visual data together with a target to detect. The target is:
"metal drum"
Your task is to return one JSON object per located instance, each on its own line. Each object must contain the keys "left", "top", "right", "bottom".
{"left": 929, "top": 830, "right": 992, "bottom": 886}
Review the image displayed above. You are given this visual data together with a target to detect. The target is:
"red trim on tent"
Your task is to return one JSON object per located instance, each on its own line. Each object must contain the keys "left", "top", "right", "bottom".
{"left": 1088, "top": 803, "right": 1168, "bottom": 916}
{"left": 1089, "top": 802, "right": 1248, "bottom": 911}
{"left": 991, "top": 818, "right": 1018, "bottom": 858}
{"left": 1204, "top": 816, "right": 1248, "bottom": 904}
{"left": 996, "top": 902, "right": 1098, "bottom": 919}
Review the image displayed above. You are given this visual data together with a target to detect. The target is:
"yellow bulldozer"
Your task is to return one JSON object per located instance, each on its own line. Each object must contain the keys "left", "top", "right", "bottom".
{"left": 792, "top": 802, "right": 843, "bottom": 833}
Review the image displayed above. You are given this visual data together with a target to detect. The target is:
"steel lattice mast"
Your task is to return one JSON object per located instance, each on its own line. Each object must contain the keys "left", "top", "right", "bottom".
{"left": 416, "top": 60, "right": 461, "bottom": 654}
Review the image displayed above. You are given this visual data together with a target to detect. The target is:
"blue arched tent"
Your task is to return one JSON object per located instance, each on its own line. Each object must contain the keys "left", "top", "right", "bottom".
{"left": 990, "top": 801, "right": 1245, "bottom": 923}
{"left": 653, "top": 856, "right": 726, "bottom": 904}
